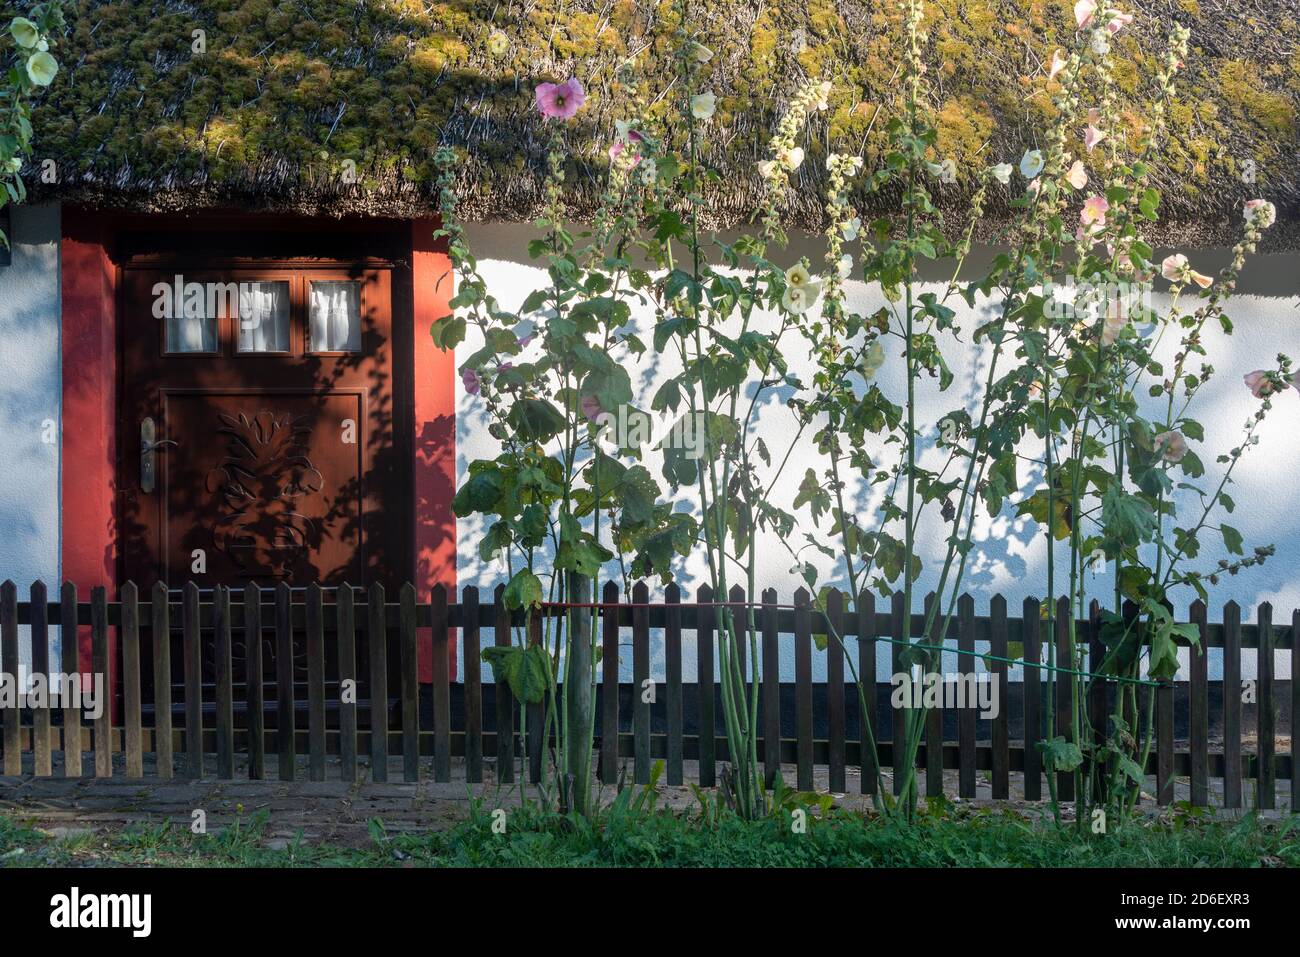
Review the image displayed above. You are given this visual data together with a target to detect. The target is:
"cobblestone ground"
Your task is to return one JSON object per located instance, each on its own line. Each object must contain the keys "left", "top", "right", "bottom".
{"left": 1, "top": 752, "right": 1288, "bottom": 849}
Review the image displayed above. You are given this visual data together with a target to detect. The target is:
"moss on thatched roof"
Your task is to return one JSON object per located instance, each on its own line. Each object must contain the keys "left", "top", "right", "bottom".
{"left": 22, "top": 0, "right": 1300, "bottom": 246}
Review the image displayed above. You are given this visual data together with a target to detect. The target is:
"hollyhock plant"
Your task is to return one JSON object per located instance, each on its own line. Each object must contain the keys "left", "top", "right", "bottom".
{"left": 534, "top": 78, "right": 586, "bottom": 120}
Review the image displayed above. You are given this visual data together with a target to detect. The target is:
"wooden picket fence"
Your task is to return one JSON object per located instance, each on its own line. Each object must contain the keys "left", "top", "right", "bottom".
{"left": 0, "top": 579, "right": 1295, "bottom": 809}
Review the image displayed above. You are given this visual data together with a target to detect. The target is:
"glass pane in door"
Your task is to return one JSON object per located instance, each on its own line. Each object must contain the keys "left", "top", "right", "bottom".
{"left": 308, "top": 281, "right": 361, "bottom": 352}
{"left": 236, "top": 281, "right": 292, "bottom": 353}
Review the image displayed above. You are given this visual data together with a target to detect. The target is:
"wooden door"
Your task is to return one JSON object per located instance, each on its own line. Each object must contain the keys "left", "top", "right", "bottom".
{"left": 118, "top": 263, "right": 402, "bottom": 591}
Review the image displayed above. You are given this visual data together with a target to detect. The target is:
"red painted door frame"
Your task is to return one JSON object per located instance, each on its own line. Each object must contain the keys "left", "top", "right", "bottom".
{"left": 59, "top": 209, "right": 459, "bottom": 702}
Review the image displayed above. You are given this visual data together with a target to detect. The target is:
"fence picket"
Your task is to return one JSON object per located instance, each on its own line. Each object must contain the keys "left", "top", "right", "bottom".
{"left": 958, "top": 593, "right": 976, "bottom": 799}
{"left": 794, "top": 588, "right": 813, "bottom": 792}
{"left": 495, "top": 584, "right": 515, "bottom": 784}
{"left": 307, "top": 583, "right": 327, "bottom": 782}
{"left": 1053, "top": 596, "right": 1073, "bottom": 801}
{"left": 633, "top": 581, "right": 651, "bottom": 784}
{"left": 1293, "top": 608, "right": 1300, "bottom": 813}
{"left": 214, "top": 585, "right": 234, "bottom": 779}
{"left": 1023, "top": 597, "right": 1042, "bottom": 802}
{"left": 337, "top": 585, "right": 358, "bottom": 782}
{"left": 120, "top": 582, "right": 143, "bottom": 777}
{"left": 367, "top": 582, "right": 387, "bottom": 783}
{"left": 761, "top": 588, "right": 780, "bottom": 790}
{"left": 1223, "top": 601, "right": 1242, "bottom": 808}
{"left": 697, "top": 584, "right": 715, "bottom": 787}
{"left": 857, "top": 590, "right": 877, "bottom": 796}
{"left": 1, "top": 582, "right": 18, "bottom": 775}
{"left": 464, "top": 586, "right": 483, "bottom": 784}
{"left": 1256, "top": 602, "right": 1275, "bottom": 809}
{"left": 526, "top": 609, "right": 543, "bottom": 785}
{"left": 665, "top": 583, "right": 683, "bottom": 786}
{"left": 61, "top": 582, "right": 81, "bottom": 777}
{"left": 431, "top": 584, "right": 450, "bottom": 783}
{"left": 1088, "top": 600, "right": 1106, "bottom": 796}
{"left": 826, "top": 589, "right": 846, "bottom": 794}
{"left": 183, "top": 581, "right": 202, "bottom": 778}
{"left": 91, "top": 587, "right": 111, "bottom": 778}
{"left": 277, "top": 582, "right": 296, "bottom": 781}
{"left": 989, "top": 595, "right": 1009, "bottom": 800}
{"left": 891, "top": 591, "right": 906, "bottom": 797}
{"left": 243, "top": 583, "right": 263, "bottom": 780}
{"left": 1189, "top": 600, "right": 1209, "bottom": 806}
{"left": 924, "top": 592, "right": 943, "bottom": 799}
{"left": 599, "top": 581, "right": 618, "bottom": 785}
{"left": 30, "top": 581, "right": 51, "bottom": 776}
{"left": 152, "top": 582, "right": 173, "bottom": 780}
{"left": 1156, "top": 675, "right": 1173, "bottom": 806}
{"left": 400, "top": 583, "right": 420, "bottom": 782}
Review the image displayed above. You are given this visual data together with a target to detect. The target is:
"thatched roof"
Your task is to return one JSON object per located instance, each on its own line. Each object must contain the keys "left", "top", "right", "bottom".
{"left": 22, "top": 0, "right": 1300, "bottom": 246}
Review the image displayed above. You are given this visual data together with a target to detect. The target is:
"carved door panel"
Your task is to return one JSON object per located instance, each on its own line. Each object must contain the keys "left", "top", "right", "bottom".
{"left": 119, "top": 265, "right": 400, "bottom": 590}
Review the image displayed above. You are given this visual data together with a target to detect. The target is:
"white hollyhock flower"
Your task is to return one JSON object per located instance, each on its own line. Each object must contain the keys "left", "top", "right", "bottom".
{"left": 989, "top": 163, "right": 1013, "bottom": 184}
{"left": 837, "top": 255, "right": 853, "bottom": 280}
{"left": 782, "top": 282, "right": 821, "bottom": 315}
{"left": 691, "top": 92, "right": 717, "bottom": 120}
{"left": 840, "top": 216, "right": 862, "bottom": 242}
{"left": 785, "top": 263, "right": 813, "bottom": 287}
{"left": 1020, "top": 149, "right": 1045, "bottom": 179}
{"left": 778, "top": 145, "right": 805, "bottom": 171}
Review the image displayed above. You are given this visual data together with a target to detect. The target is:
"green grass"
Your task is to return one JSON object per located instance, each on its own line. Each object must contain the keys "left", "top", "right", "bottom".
{"left": 3, "top": 799, "right": 1298, "bottom": 868}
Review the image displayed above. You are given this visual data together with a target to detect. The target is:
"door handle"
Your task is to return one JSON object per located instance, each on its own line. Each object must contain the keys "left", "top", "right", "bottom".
{"left": 140, "top": 417, "right": 178, "bottom": 494}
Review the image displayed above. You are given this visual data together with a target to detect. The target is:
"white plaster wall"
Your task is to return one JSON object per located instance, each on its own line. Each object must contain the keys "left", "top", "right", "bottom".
{"left": 0, "top": 204, "right": 61, "bottom": 674}
{"left": 455, "top": 223, "right": 1300, "bottom": 684}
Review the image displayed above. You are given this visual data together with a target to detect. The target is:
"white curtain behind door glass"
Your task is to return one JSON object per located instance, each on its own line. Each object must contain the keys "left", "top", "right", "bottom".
{"left": 236, "top": 281, "right": 291, "bottom": 352}
{"left": 309, "top": 281, "right": 361, "bottom": 352}
{"left": 166, "top": 312, "right": 216, "bottom": 353}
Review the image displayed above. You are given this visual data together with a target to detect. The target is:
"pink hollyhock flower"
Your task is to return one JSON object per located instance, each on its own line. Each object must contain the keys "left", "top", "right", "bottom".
{"left": 1074, "top": 0, "right": 1097, "bottom": 29}
{"left": 580, "top": 395, "right": 602, "bottom": 422}
{"left": 1066, "top": 160, "right": 1088, "bottom": 189}
{"left": 1161, "top": 253, "right": 1214, "bottom": 289}
{"left": 1084, "top": 124, "right": 1106, "bottom": 153}
{"left": 1244, "top": 199, "right": 1277, "bottom": 228}
{"left": 517, "top": 332, "right": 535, "bottom": 348}
{"left": 497, "top": 361, "right": 514, "bottom": 373}
{"left": 534, "top": 78, "right": 586, "bottom": 120}
{"left": 1080, "top": 195, "right": 1109, "bottom": 227}
{"left": 1244, "top": 370, "right": 1276, "bottom": 398}
{"left": 462, "top": 368, "right": 482, "bottom": 395}
{"left": 1154, "top": 430, "right": 1188, "bottom": 464}
{"left": 1106, "top": 11, "right": 1133, "bottom": 34}
{"left": 609, "top": 128, "right": 644, "bottom": 166}
{"left": 1048, "top": 49, "right": 1067, "bottom": 81}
